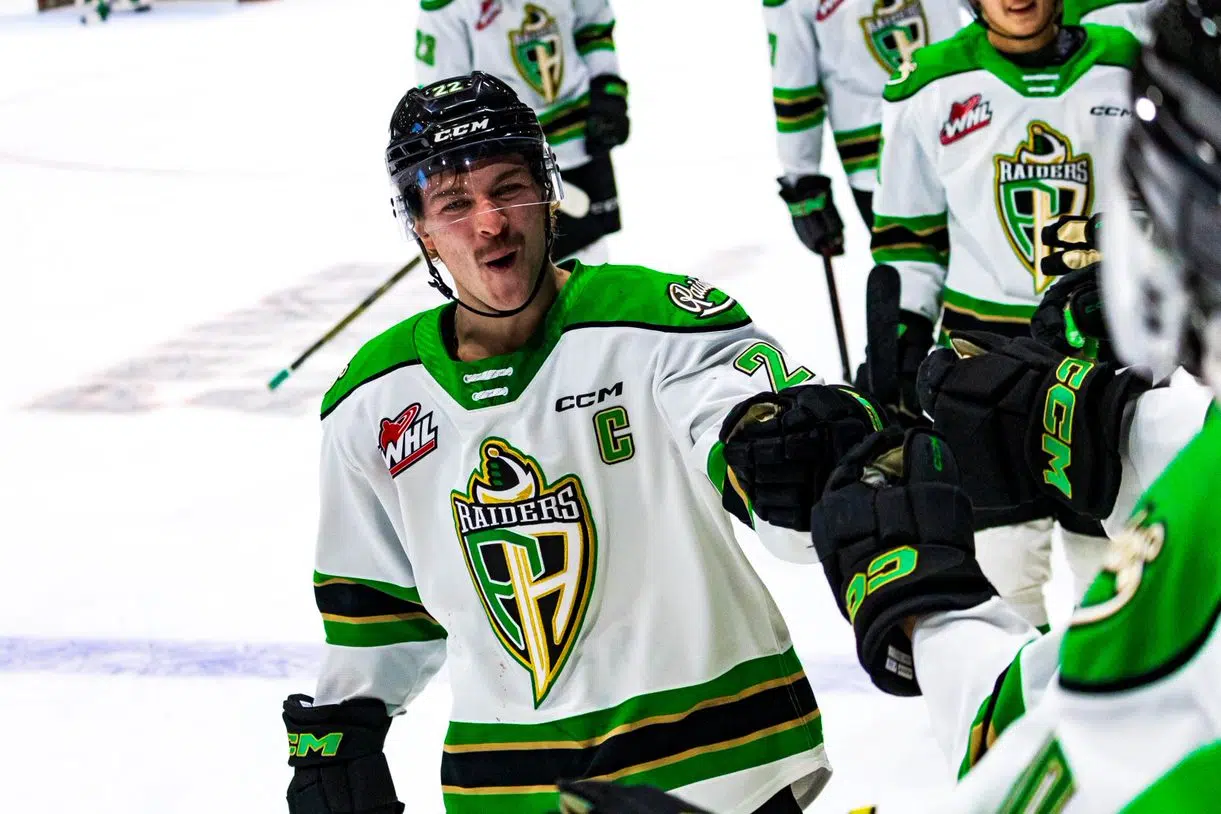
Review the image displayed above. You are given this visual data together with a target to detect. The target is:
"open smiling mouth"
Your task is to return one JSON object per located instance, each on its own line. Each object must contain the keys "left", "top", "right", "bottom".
{"left": 484, "top": 249, "right": 518, "bottom": 270}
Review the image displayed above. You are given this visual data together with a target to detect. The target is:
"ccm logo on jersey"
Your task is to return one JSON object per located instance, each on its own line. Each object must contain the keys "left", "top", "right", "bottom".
{"left": 434, "top": 118, "right": 490, "bottom": 142}
{"left": 555, "top": 381, "right": 623, "bottom": 412}
{"left": 1090, "top": 105, "right": 1131, "bottom": 117}
{"left": 378, "top": 403, "right": 439, "bottom": 477}
{"left": 940, "top": 94, "right": 992, "bottom": 145}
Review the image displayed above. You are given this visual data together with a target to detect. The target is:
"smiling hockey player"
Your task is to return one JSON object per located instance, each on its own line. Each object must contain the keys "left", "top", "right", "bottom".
{"left": 859, "top": 0, "right": 1145, "bottom": 633}
{"left": 279, "top": 73, "right": 890, "bottom": 814}
{"left": 414, "top": 0, "right": 629, "bottom": 264}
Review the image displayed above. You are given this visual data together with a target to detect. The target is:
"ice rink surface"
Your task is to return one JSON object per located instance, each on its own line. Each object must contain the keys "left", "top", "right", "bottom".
{"left": 0, "top": 1, "right": 1077, "bottom": 810}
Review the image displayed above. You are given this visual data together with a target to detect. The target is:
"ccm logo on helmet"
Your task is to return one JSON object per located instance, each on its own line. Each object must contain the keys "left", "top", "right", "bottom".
{"left": 434, "top": 118, "right": 490, "bottom": 142}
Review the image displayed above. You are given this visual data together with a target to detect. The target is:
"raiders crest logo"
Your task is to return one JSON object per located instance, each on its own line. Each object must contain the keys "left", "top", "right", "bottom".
{"left": 667, "top": 277, "right": 736, "bottom": 319}
{"left": 994, "top": 121, "right": 1094, "bottom": 294}
{"left": 860, "top": 0, "right": 928, "bottom": 74}
{"left": 451, "top": 439, "right": 597, "bottom": 706}
{"left": 509, "top": 4, "right": 564, "bottom": 104}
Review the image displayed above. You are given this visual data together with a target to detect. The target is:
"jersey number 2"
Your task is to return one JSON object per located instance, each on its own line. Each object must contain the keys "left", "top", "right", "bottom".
{"left": 733, "top": 342, "right": 814, "bottom": 391}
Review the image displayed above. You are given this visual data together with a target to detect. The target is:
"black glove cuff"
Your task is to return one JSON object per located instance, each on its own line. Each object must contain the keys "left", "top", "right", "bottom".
{"left": 777, "top": 174, "right": 832, "bottom": 204}
{"left": 284, "top": 695, "right": 393, "bottom": 768}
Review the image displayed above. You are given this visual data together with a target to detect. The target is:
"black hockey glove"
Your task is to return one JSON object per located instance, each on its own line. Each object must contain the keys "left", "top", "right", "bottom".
{"left": 720, "top": 384, "right": 886, "bottom": 532}
{"left": 283, "top": 694, "right": 403, "bottom": 814}
{"left": 854, "top": 264, "right": 933, "bottom": 428}
{"left": 1030, "top": 215, "right": 1112, "bottom": 360}
{"left": 584, "top": 74, "right": 630, "bottom": 155}
{"left": 917, "top": 332, "right": 1152, "bottom": 519}
{"left": 810, "top": 428, "right": 994, "bottom": 697}
{"left": 554, "top": 780, "right": 713, "bottom": 814}
{"left": 778, "top": 175, "right": 845, "bottom": 256}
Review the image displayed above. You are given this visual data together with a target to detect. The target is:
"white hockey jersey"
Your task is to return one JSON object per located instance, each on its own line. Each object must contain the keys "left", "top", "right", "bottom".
{"left": 413, "top": 0, "right": 621, "bottom": 172}
{"left": 309, "top": 262, "right": 848, "bottom": 814}
{"left": 871, "top": 23, "right": 1138, "bottom": 336}
{"left": 764, "top": 0, "right": 965, "bottom": 192}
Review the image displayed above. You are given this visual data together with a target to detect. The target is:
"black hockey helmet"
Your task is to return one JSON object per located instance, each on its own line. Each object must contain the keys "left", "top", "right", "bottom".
{"left": 1102, "top": 0, "right": 1221, "bottom": 385}
{"left": 387, "top": 71, "right": 562, "bottom": 231}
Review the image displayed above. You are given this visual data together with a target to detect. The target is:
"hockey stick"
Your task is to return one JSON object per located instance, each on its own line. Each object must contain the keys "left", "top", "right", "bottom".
{"left": 267, "top": 255, "right": 423, "bottom": 390}
{"left": 820, "top": 252, "right": 852, "bottom": 382}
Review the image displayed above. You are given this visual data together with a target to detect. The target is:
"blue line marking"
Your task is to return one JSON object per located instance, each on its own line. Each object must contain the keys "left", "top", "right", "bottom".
{"left": 0, "top": 637, "right": 874, "bottom": 690}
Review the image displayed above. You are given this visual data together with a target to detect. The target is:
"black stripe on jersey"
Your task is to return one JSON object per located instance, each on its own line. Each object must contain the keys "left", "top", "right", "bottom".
{"left": 940, "top": 309, "right": 1031, "bottom": 338}
{"left": 836, "top": 134, "right": 881, "bottom": 164}
{"left": 542, "top": 104, "right": 589, "bottom": 141}
{"left": 773, "top": 95, "right": 826, "bottom": 122}
{"left": 574, "top": 21, "right": 615, "bottom": 53}
{"left": 314, "top": 580, "right": 431, "bottom": 621}
{"left": 869, "top": 222, "right": 950, "bottom": 255}
{"left": 440, "top": 673, "right": 819, "bottom": 790}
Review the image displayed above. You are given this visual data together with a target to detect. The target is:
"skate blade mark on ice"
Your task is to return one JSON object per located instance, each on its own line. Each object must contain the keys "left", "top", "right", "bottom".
{"left": 25, "top": 262, "right": 417, "bottom": 414}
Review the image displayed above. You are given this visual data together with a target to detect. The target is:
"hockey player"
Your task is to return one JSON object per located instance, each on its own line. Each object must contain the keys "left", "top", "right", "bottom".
{"left": 280, "top": 72, "right": 890, "bottom": 814}
{"left": 414, "top": 0, "right": 629, "bottom": 264}
{"left": 858, "top": 0, "right": 1143, "bottom": 631}
{"left": 809, "top": 0, "right": 1221, "bottom": 806}
{"left": 763, "top": 0, "right": 963, "bottom": 255}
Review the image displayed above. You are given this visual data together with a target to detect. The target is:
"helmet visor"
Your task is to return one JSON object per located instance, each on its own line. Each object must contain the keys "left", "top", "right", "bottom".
{"left": 389, "top": 138, "right": 561, "bottom": 238}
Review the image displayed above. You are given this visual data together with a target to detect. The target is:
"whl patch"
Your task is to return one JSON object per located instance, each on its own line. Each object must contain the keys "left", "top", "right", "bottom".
{"left": 941, "top": 94, "right": 992, "bottom": 145}
{"left": 378, "top": 403, "right": 438, "bottom": 477}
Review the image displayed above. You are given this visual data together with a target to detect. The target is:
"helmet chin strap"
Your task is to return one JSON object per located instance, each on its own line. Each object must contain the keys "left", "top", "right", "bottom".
{"left": 415, "top": 217, "right": 556, "bottom": 320}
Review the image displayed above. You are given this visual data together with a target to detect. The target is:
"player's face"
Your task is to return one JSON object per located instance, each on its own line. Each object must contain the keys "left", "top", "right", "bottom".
{"left": 415, "top": 155, "right": 550, "bottom": 313}
{"left": 977, "top": 0, "right": 1058, "bottom": 40}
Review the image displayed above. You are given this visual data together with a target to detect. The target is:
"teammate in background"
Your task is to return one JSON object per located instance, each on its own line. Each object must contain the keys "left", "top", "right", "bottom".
{"left": 76, "top": 0, "right": 150, "bottom": 24}
{"left": 763, "top": 0, "right": 962, "bottom": 256}
{"left": 280, "top": 73, "right": 888, "bottom": 814}
{"left": 1063, "top": 0, "right": 1166, "bottom": 41}
{"left": 858, "top": 0, "right": 1142, "bottom": 631}
{"left": 812, "top": 0, "right": 1221, "bottom": 805}
{"left": 414, "top": 0, "right": 628, "bottom": 264}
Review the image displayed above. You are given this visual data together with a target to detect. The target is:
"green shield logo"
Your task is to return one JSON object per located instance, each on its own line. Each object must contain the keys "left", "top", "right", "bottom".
{"left": 451, "top": 439, "right": 597, "bottom": 707}
{"left": 994, "top": 121, "right": 1094, "bottom": 294}
{"left": 509, "top": 4, "right": 565, "bottom": 103}
{"left": 860, "top": 0, "right": 928, "bottom": 73}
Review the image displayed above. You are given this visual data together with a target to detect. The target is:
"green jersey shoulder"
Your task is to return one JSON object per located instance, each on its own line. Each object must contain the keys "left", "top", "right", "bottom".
{"left": 320, "top": 261, "right": 750, "bottom": 418}
{"left": 883, "top": 22, "right": 1139, "bottom": 103}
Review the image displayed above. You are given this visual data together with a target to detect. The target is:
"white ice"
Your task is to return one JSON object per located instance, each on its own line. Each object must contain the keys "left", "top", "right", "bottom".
{"left": 0, "top": 1, "right": 1077, "bottom": 810}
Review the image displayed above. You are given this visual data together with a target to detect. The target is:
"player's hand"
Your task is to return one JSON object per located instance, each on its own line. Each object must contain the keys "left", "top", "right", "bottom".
{"left": 720, "top": 384, "right": 885, "bottom": 531}
{"left": 854, "top": 308, "right": 934, "bottom": 429}
{"left": 1030, "top": 215, "right": 1112, "bottom": 359}
{"left": 584, "top": 74, "right": 630, "bottom": 155}
{"left": 778, "top": 175, "right": 845, "bottom": 256}
{"left": 810, "top": 427, "right": 994, "bottom": 696}
{"left": 554, "top": 780, "right": 713, "bottom": 814}
{"left": 283, "top": 694, "right": 403, "bottom": 814}
{"left": 917, "top": 331, "right": 1151, "bottom": 519}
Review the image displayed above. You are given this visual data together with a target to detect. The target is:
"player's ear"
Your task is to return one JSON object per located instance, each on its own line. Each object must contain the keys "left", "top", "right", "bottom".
{"left": 415, "top": 226, "right": 439, "bottom": 260}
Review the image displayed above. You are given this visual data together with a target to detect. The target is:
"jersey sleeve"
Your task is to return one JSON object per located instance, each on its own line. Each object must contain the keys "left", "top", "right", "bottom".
{"left": 911, "top": 598, "right": 1054, "bottom": 775}
{"left": 311, "top": 417, "right": 447, "bottom": 713}
{"left": 1105, "top": 368, "right": 1212, "bottom": 536}
{"left": 414, "top": 0, "right": 472, "bottom": 88}
{"left": 653, "top": 314, "right": 827, "bottom": 564}
{"left": 573, "top": 0, "right": 622, "bottom": 79}
{"left": 764, "top": 0, "right": 827, "bottom": 180}
{"left": 871, "top": 87, "right": 949, "bottom": 321}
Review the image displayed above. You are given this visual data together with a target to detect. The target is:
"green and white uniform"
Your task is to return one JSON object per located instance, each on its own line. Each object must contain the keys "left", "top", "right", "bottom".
{"left": 763, "top": 0, "right": 964, "bottom": 191}
{"left": 872, "top": 22, "right": 1138, "bottom": 335}
{"left": 413, "top": 0, "right": 620, "bottom": 172}
{"left": 310, "top": 262, "right": 839, "bottom": 814}
{"left": 907, "top": 380, "right": 1216, "bottom": 812}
